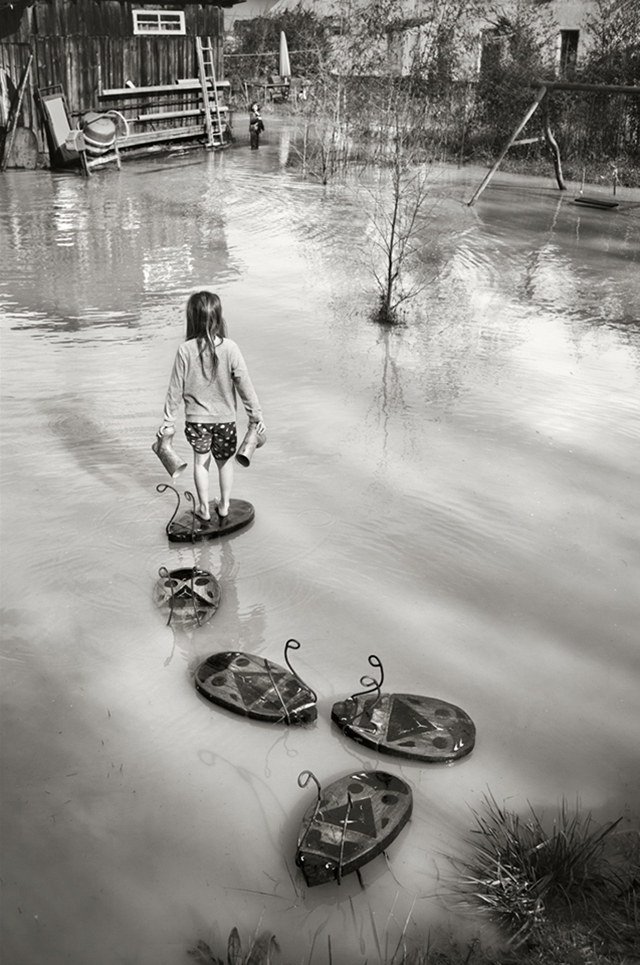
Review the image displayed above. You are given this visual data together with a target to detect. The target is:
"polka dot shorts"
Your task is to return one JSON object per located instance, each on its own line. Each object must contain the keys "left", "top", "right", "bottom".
{"left": 184, "top": 422, "right": 237, "bottom": 460}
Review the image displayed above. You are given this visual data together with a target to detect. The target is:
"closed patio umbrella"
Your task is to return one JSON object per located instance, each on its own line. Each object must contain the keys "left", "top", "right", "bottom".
{"left": 279, "top": 31, "right": 291, "bottom": 79}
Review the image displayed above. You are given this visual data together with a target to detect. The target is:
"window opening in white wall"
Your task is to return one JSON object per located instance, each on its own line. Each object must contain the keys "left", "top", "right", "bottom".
{"left": 132, "top": 10, "right": 186, "bottom": 35}
{"left": 559, "top": 30, "right": 579, "bottom": 74}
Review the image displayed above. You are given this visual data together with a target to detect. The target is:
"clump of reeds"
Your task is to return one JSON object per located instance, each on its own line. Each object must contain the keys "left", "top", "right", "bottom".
{"left": 189, "top": 926, "right": 279, "bottom": 965}
{"left": 455, "top": 793, "right": 639, "bottom": 957}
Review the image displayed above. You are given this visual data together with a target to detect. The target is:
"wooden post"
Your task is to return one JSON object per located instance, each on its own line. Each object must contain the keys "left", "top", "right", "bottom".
{"left": 1, "top": 54, "right": 34, "bottom": 173}
{"left": 467, "top": 85, "right": 547, "bottom": 206}
{"left": 542, "top": 98, "right": 565, "bottom": 191}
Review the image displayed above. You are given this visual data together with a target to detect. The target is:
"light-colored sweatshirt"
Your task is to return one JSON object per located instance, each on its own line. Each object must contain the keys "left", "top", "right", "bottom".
{"left": 163, "top": 338, "right": 263, "bottom": 427}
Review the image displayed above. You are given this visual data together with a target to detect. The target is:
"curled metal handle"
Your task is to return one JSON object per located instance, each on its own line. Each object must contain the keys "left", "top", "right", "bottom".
{"left": 297, "top": 770, "right": 322, "bottom": 797}
{"left": 156, "top": 483, "right": 182, "bottom": 535}
{"left": 157, "top": 564, "right": 177, "bottom": 627}
{"left": 350, "top": 654, "right": 384, "bottom": 701}
{"left": 297, "top": 770, "right": 324, "bottom": 854}
{"left": 284, "top": 638, "right": 317, "bottom": 702}
{"left": 284, "top": 638, "right": 301, "bottom": 665}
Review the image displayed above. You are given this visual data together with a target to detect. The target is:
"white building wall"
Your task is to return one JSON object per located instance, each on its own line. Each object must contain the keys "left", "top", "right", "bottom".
{"left": 231, "top": 0, "right": 602, "bottom": 76}
{"left": 394, "top": 0, "right": 600, "bottom": 79}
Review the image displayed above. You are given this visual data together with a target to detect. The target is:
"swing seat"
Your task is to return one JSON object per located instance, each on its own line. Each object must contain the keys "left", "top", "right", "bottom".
{"left": 574, "top": 195, "right": 619, "bottom": 209}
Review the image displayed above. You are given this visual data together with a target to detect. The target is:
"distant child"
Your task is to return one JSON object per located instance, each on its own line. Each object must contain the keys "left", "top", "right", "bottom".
{"left": 158, "top": 291, "right": 265, "bottom": 523}
{"left": 249, "top": 102, "right": 265, "bottom": 150}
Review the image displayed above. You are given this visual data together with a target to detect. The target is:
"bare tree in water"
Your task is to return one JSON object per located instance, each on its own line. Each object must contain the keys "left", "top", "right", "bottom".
{"left": 363, "top": 99, "right": 442, "bottom": 325}
{"left": 296, "top": 73, "right": 352, "bottom": 184}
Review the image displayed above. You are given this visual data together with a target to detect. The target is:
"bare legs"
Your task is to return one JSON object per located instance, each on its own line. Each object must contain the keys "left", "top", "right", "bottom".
{"left": 193, "top": 452, "right": 233, "bottom": 520}
{"left": 216, "top": 457, "right": 233, "bottom": 517}
{"left": 193, "top": 451, "right": 212, "bottom": 519}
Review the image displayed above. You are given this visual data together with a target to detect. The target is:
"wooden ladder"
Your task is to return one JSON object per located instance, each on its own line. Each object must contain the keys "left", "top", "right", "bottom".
{"left": 195, "top": 36, "right": 224, "bottom": 149}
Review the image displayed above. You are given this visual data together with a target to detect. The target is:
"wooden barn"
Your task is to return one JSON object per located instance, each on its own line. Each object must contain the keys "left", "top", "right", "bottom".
{"left": 0, "top": 0, "right": 242, "bottom": 169}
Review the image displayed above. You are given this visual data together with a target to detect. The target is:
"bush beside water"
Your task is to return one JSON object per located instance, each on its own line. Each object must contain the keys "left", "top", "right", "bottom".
{"left": 452, "top": 796, "right": 640, "bottom": 965}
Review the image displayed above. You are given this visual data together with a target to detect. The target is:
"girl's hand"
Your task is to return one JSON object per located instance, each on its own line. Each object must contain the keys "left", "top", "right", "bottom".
{"left": 157, "top": 424, "right": 172, "bottom": 437}
{"left": 255, "top": 421, "right": 266, "bottom": 434}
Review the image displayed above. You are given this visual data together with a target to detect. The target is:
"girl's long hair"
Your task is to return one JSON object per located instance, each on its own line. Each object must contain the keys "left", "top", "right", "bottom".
{"left": 185, "top": 291, "right": 227, "bottom": 379}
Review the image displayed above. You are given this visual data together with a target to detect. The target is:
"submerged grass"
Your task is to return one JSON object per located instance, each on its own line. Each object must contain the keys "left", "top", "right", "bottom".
{"left": 188, "top": 798, "right": 639, "bottom": 965}
{"left": 189, "top": 926, "right": 279, "bottom": 965}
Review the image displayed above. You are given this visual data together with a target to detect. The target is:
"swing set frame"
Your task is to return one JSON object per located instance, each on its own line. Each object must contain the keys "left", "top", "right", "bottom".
{"left": 467, "top": 79, "right": 640, "bottom": 206}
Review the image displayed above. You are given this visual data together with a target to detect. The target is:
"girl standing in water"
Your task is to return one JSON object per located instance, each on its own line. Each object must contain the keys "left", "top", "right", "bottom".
{"left": 249, "top": 102, "right": 264, "bottom": 150}
{"left": 158, "top": 291, "right": 265, "bottom": 523}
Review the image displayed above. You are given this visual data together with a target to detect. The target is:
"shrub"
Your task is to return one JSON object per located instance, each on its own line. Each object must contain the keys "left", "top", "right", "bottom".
{"left": 454, "top": 793, "right": 639, "bottom": 956}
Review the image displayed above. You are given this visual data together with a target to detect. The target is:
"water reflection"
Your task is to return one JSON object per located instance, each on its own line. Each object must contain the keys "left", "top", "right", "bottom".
{"left": 468, "top": 182, "right": 640, "bottom": 342}
{"left": 2, "top": 160, "right": 238, "bottom": 338}
{"left": 1, "top": 126, "right": 639, "bottom": 964}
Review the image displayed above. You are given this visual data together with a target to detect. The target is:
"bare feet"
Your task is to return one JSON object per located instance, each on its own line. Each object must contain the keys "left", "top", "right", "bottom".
{"left": 216, "top": 501, "right": 229, "bottom": 519}
{"left": 195, "top": 505, "right": 211, "bottom": 523}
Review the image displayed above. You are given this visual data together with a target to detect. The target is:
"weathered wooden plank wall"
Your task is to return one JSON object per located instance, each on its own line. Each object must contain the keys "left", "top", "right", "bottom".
{"left": 0, "top": 42, "right": 39, "bottom": 133}
{"left": 30, "top": 35, "right": 217, "bottom": 112}
{"left": 1, "top": 0, "right": 224, "bottom": 154}
{"left": 12, "top": 0, "right": 225, "bottom": 42}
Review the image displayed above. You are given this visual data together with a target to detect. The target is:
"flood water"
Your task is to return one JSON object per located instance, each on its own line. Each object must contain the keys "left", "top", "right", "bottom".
{"left": 1, "top": 118, "right": 639, "bottom": 965}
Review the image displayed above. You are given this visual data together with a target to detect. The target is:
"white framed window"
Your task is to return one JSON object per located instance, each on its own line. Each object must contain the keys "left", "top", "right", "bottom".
{"left": 132, "top": 10, "right": 186, "bottom": 35}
